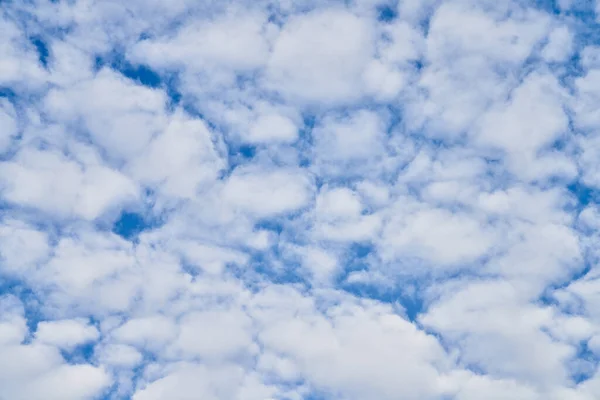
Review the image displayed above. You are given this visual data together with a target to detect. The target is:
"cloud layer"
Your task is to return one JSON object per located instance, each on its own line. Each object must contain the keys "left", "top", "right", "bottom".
{"left": 1, "top": 0, "right": 600, "bottom": 399}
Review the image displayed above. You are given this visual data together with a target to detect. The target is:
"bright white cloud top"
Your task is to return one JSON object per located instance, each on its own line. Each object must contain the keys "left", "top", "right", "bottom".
{"left": 1, "top": 0, "right": 600, "bottom": 399}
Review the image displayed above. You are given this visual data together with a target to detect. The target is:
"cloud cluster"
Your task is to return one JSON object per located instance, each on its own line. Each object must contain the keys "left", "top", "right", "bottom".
{"left": 1, "top": 0, "right": 600, "bottom": 399}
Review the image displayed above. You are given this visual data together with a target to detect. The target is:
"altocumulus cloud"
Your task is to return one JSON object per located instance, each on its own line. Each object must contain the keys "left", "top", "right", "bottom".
{"left": 2, "top": 0, "right": 600, "bottom": 399}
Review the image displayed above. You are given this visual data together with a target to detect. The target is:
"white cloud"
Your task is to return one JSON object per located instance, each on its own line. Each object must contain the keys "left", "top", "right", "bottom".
{"left": 407, "top": 2, "right": 550, "bottom": 137}
{"left": 133, "top": 363, "right": 275, "bottom": 400}
{"left": 485, "top": 221, "right": 581, "bottom": 290}
{"left": 574, "top": 69, "right": 600, "bottom": 132}
{"left": 167, "top": 308, "right": 256, "bottom": 361}
{"left": 0, "top": 98, "right": 18, "bottom": 153}
{"left": 316, "top": 187, "right": 363, "bottom": 220}
{"left": 581, "top": 46, "right": 600, "bottom": 69}
{"left": 474, "top": 72, "right": 570, "bottom": 180}
{"left": 312, "top": 186, "right": 381, "bottom": 242}
{"left": 379, "top": 205, "right": 495, "bottom": 267}
{"left": 476, "top": 186, "right": 571, "bottom": 224}
{"left": 444, "top": 372, "right": 541, "bottom": 400}
{"left": 29, "top": 364, "right": 111, "bottom": 400}
{"left": 33, "top": 230, "right": 138, "bottom": 313}
{"left": 96, "top": 343, "right": 143, "bottom": 368}
{"left": 0, "top": 296, "right": 28, "bottom": 345}
{"left": 363, "top": 59, "right": 408, "bottom": 100}
{"left": 112, "top": 315, "right": 178, "bottom": 352}
{"left": 425, "top": 3, "right": 549, "bottom": 65}
{"left": 172, "top": 241, "right": 248, "bottom": 275}
{"left": 421, "top": 280, "right": 575, "bottom": 388}
{"left": 541, "top": 25, "right": 573, "bottom": 62}
{"left": 397, "top": 0, "right": 437, "bottom": 24}
{"left": 355, "top": 180, "right": 391, "bottom": 208}
{"left": 266, "top": 8, "right": 374, "bottom": 104}
{"left": 221, "top": 166, "right": 313, "bottom": 218}
{"left": 574, "top": 69, "right": 600, "bottom": 187}
{"left": 0, "top": 297, "right": 110, "bottom": 400}
{"left": 0, "top": 148, "right": 139, "bottom": 220}
{"left": 475, "top": 74, "right": 577, "bottom": 180}
{"left": 301, "top": 246, "right": 340, "bottom": 282}
{"left": 127, "top": 110, "right": 224, "bottom": 199}
{"left": 378, "top": 20, "right": 424, "bottom": 64}
{"left": 44, "top": 68, "right": 169, "bottom": 160}
{"left": 45, "top": 39, "right": 96, "bottom": 87}
{"left": 245, "top": 113, "right": 298, "bottom": 144}
{"left": 314, "top": 110, "right": 386, "bottom": 162}
{"left": 35, "top": 319, "right": 99, "bottom": 350}
{"left": 0, "top": 219, "right": 50, "bottom": 274}
{"left": 0, "top": 17, "right": 46, "bottom": 88}
{"left": 130, "top": 11, "right": 271, "bottom": 73}
{"left": 252, "top": 288, "right": 452, "bottom": 400}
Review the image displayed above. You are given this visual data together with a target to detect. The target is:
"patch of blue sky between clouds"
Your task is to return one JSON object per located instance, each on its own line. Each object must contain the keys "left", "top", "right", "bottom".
{"left": 377, "top": 3, "right": 399, "bottom": 22}
{"left": 30, "top": 36, "right": 50, "bottom": 68}
{"left": 111, "top": 211, "right": 148, "bottom": 241}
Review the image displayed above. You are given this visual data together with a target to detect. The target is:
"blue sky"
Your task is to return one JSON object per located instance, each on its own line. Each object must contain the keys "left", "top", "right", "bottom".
{"left": 1, "top": 0, "right": 600, "bottom": 399}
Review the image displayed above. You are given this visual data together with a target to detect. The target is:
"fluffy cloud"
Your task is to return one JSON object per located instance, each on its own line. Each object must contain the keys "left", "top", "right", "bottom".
{"left": 380, "top": 205, "right": 495, "bottom": 267}
{"left": 245, "top": 113, "right": 299, "bottom": 144}
{"left": 266, "top": 8, "right": 374, "bottom": 104}
{"left": 252, "top": 288, "right": 452, "bottom": 400}
{"left": 130, "top": 11, "right": 271, "bottom": 73}
{"left": 0, "top": 297, "right": 109, "bottom": 400}
{"left": 127, "top": 110, "right": 225, "bottom": 199}
{"left": 35, "top": 319, "right": 100, "bottom": 350}
{"left": 0, "top": 148, "right": 139, "bottom": 220}
{"left": 221, "top": 166, "right": 313, "bottom": 218}
{"left": 44, "top": 68, "right": 169, "bottom": 160}
{"left": 132, "top": 363, "right": 276, "bottom": 400}
{"left": 0, "top": 98, "right": 18, "bottom": 152}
